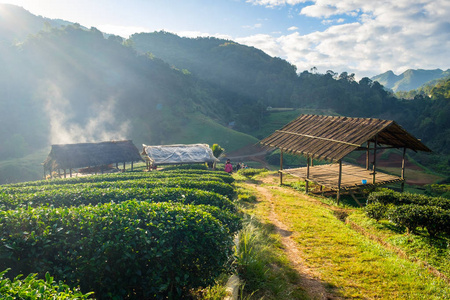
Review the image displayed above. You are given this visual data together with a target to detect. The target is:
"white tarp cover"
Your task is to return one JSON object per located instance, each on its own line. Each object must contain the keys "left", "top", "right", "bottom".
{"left": 142, "top": 143, "right": 219, "bottom": 165}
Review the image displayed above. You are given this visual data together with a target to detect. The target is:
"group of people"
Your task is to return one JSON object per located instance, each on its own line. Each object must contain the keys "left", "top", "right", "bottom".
{"left": 224, "top": 159, "right": 248, "bottom": 174}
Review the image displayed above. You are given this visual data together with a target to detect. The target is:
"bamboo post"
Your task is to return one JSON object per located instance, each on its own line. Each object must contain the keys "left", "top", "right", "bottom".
{"left": 123, "top": 162, "right": 126, "bottom": 172}
{"left": 279, "top": 149, "right": 283, "bottom": 185}
{"left": 337, "top": 159, "right": 342, "bottom": 204}
{"left": 401, "top": 147, "right": 406, "bottom": 192}
{"left": 372, "top": 135, "right": 378, "bottom": 185}
{"left": 305, "top": 156, "right": 310, "bottom": 194}
{"left": 64, "top": 169, "right": 66, "bottom": 178}
{"left": 366, "top": 142, "right": 370, "bottom": 170}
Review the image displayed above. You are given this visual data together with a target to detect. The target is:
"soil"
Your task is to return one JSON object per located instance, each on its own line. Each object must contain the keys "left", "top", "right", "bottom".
{"left": 246, "top": 175, "right": 345, "bottom": 299}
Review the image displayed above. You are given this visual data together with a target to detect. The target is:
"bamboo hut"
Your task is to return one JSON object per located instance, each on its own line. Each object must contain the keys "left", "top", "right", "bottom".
{"left": 43, "top": 140, "right": 143, "bottom": 178}
{"left": 259, "top": 115, "right": 432, "bottom": 204}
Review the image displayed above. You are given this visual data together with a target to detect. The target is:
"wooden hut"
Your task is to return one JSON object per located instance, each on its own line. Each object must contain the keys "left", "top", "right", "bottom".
{"left": 43, "top": 140, "right": 143, "bottom": 178}
{"left": 259, "top": 115, "right": 432, "bottom": 204}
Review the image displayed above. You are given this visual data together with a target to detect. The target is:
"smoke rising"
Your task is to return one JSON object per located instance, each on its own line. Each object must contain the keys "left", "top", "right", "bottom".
{"left": 41, "top": 81, "right": 130, "bottom": 145}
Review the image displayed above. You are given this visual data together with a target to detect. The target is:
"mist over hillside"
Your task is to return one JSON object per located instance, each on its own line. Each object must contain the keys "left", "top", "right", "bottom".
{"left": 0, "top": 4, "right": 449, "bottom": 184}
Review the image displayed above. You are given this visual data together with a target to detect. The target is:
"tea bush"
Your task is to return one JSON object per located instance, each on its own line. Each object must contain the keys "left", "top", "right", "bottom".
{"left": 0, "top": 186, "right": 235, "bottom": 211}
{"left": 0, "top": 201, "right": 235, "bottom": 299}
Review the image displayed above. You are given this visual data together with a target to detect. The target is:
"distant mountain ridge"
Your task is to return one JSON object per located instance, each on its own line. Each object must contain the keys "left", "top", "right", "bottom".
{"left": 371, "top": 69, "right": 450, "bottom": 92}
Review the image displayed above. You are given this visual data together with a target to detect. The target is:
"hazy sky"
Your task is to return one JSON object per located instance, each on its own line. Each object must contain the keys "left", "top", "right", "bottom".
{"left": 1, "top": 0, "right": 449, "bottom": 78}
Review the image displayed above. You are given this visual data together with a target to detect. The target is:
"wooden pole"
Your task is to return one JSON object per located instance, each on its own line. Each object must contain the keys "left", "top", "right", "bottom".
{"left": 401, "top": 147, "right": 406, "bottom": 192}
{"left": 372, "top": 135, "right": 378, "bottom": 185}
{"left": 366, "top": 142, "right": 370, "bottom": 170}
{"left": 279, "top": 149, "right": 283, "bottom": 185}
{"left": 310, "top": 156, "right": 314, "bottom": 167}
{"left": 305, "top": 156, "right": 310, "bottom": 194}
{"left": 131, "top": 161, "right": 134, "bottom": 171}
{"left": 64, "top": 169, "right": 66, "bottom": 178}
{"left": 123, "top": 162, "right": 126, "bottom": 172}
{"left": 70, "top": 168, "right": 72, "bottom": 177}
{"left": 337, "top": 159, "right": 342, "bottom": 204}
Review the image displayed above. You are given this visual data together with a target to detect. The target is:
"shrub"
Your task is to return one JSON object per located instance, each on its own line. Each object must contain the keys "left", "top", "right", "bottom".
{"left": 420, "top": 206, "right": 450, "bottom": 237}
{"left": 0, "top": 269, "right": 93, "bottom": 299}
{"left": 365, "top": 202, "right": 390, "bottom": 222}
{"left": 237, "top": 168, "right": 267, "bottom": 177}
{"left": 0, "top": 187, "right": 235, "bottom": 211}
{"left": 367, "top": 189, "right": 398, "bottom": 205}
{"left": 161, "top": 164, "right": 208, "bottom": 171}
{"left": 387, "top": 204, "right": 426, "bottom": 233}
{"left": 0, "top": 201, "right": 235, "bottom": 299}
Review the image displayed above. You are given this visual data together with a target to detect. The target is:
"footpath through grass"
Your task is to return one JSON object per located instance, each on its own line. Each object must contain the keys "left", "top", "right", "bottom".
{"left": 240, "top": 173, "right": 450, "bottom": 299}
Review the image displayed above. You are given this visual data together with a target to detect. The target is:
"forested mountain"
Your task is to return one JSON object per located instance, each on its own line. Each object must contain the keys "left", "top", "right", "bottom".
{"left": 371, "top": 69, "right": 450, "bottom": 92}
{"left": 0, "top": 5, "right": 449, "bottom": 184}
{"left": 0, "top": 4, "right": 73, "bottom": 44}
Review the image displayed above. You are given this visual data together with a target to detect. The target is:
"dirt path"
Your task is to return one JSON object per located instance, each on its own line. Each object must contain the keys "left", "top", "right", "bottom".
{"left": 246, "top": 178, "right": 343, "bottom": 300}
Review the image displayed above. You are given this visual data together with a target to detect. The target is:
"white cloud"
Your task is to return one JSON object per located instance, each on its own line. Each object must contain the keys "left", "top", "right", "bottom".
{"left": 96, "top": 24, "right": 151, "bottom": 38}
{"left": 243, "top": 23, "right": 263, "bottom": 30}
{"left": 246, "top": 0, "right": 307, "bottom": 8}
{"left": 287, "top": 26, "right": 298, "bottom": 31}
{"left": 238, "top": 0, "right": 450, "bottom": 78}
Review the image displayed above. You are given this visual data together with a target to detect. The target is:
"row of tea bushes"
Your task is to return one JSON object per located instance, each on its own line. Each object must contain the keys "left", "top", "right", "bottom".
{"left": 0, "top": 178, "right": 236, "bottom": 199}
{"left": 0, "top": 200, "right": 239, "bottom": 299}
{"left": 365, "top": 189, "right": 450, "bottom": 236}
{"left": 3, "top": 169, "right": 234, "bottom": 188}
{"left": 367, "top": 189, "right": 450, "bottom": 209}
{"left": 0, "top": 186, "right": 235, "bottom": 211}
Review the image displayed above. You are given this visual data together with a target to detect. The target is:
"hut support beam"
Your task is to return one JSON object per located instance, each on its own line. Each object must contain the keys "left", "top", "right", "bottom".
{"left": 64, "top": 169, "right": 66, "bottom": 178}
{"left": 305, "top": 156, "right": 310, "bottom": 194}
{"left": 401, "top": 147, "right": 406, "bottom": 192}
{"left": 366, "top": 142, "right": 370, "bottom": 170}
{"left": 123, "top": 162, "right": 126, "bottom": 172}
{"left": 372, "top": 135, "right": 378, "bottom": 184}
{"left": 279, "top": 150, "right": 284, "bottom": 185}
{"left": 337, "top": 159, "right": 342, "bottom": 204}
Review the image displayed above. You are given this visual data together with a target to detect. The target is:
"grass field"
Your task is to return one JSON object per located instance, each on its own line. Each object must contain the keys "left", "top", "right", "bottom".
{"left": 237, "top": 172, "right": 450, "bottom": 299}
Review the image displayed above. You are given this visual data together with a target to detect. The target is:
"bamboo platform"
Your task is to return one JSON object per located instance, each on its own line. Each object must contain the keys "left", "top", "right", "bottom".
{"left": 280, "top": 162, "right": 403, "bottom": 191}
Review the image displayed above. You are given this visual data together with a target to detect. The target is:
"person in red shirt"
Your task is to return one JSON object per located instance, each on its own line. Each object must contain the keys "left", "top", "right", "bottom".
{"left": 224, "top": 159, "right": 233, "bottom": 174}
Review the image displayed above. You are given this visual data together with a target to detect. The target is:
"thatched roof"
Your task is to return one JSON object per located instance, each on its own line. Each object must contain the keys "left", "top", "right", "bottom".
{"left": 142, "top": 144, "right": 219, "bottom": 165}
{"left": 260, "top": 114, "right": 431, "bottom": 162}
{"left": 43, "top": 140, "right": 143, "bottom": 170}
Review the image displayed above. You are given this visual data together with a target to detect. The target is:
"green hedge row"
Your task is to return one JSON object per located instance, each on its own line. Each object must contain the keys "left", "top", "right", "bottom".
{"left": 0, "top": 186, "right": 235, "bottom": 211}
{"left": 1, "top": 178, "right": 236, "bottom": 200}
{"left": 4, "top": 170, "right": 233, "bottom": 188}
{"left": 367, "top": 189, "right": 450, "bottom": 210}
{"left": 0, "top": 201, "right": 237, "bottom": 299}
{"left": 365, "top": 189, "right": 450, "bottom": 237}
{"left": 0, "top": 269, "right": 93, "bottom": 299}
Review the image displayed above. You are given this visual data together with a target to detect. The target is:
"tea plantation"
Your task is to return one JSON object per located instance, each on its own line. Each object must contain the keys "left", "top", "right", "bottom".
{"left": 0, "top": 168, "right": 241, "bottom": 299}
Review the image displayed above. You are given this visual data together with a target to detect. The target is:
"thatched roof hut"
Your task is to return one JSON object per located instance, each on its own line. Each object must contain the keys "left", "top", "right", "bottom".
{"left": 260, "top": 115, "right": 432, "bottom": 203}
{"left": 43, "top": 140, "right": 143, "bottom": 175}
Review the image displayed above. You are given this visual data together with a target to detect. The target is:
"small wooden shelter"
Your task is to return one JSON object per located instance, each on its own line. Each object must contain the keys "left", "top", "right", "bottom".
{"left": 142, "top": 143, "right": 219, "bottom": 170}
{"left": 260, "top": 115, "right": 432, "bottom": 204}
{"left": 43, "top": 140, "right": 143, "bottom": 178}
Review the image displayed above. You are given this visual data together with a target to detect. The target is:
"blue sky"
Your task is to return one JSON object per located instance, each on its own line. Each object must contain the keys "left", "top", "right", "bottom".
{"left": 1, "top": 0, "right": 449, "bottom": 78}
